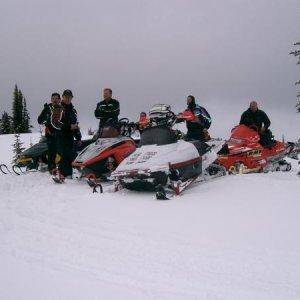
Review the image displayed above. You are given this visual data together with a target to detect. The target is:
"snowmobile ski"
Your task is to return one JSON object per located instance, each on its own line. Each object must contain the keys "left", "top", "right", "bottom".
{"left": 0, "top": 164, "right": 11, "bottom": 175}
{"left": 12, "top": 165, "right": 27, "bottom": 175}
{"left": 155, "top": 184, "right": 170, "bottom": 200}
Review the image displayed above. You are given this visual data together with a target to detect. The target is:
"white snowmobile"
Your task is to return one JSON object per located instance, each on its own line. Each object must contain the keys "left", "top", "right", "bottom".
{"left": 111, "top": 104, "right": 226, "bottom": 199}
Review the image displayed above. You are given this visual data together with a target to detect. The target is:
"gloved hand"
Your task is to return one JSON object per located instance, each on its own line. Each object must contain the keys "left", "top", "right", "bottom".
{"left": 71, "top": 124, "right": 79, "bottom": 130}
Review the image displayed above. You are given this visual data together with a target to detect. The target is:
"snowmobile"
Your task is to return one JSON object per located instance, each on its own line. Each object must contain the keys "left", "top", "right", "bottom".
{"left": 286, "top": 139, "right": 300, "bottom": 160}
{"left": 72, "top": 118, "right": 137, "bottom": 183}
{"left": 217, "top": 124, "right": 292, "bottom": 174}
{"left": 111, "top": 104, "right": 226, "bottom": 199}
{"left": 0, "top": 136, "right": 94, "bottom": 176}
{"left": 0, "top": 136, "right": 49, "bottom": 175}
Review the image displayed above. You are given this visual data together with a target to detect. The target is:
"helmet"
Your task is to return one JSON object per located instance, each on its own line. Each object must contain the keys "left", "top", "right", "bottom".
{"left": 149, "top": 104, "right": 175, "bottom": 127}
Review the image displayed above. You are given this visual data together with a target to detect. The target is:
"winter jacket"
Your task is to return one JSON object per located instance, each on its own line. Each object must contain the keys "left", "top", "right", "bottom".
{"left": 37, "top": 103, "right": 59, "bottom": 136}
{"left": 240, "top": 108, "right": 271, "bottom": 130}
{"left": 186, "top": 104, "right": 211, "bottom": 134}
{"left": 94, "top": 98, "right": 120, "bottom": 127}
{"left": 57, "top": 102, "right": 82, "bottom": 141}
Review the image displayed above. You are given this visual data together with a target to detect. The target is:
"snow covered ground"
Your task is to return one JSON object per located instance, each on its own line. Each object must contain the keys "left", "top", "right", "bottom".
{"left": 0, "top": 133, "right": 300, "bottom": 299}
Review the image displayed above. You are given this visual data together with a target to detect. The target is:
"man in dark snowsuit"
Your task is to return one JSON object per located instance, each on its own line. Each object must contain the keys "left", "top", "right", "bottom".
{"left": 56, "top": 90, "right": 82, "bottom": 178}
{"left": 37, "top": 92, "right": 61, "bottom": 173}
{"left": 240, "top": 101, "right": 274, "bottom": 147}
{"left": 182, "top": 95, "right": 212, "bottom": 141}
{"left": 94, "top": 88, "right": 120, "bottom": 132}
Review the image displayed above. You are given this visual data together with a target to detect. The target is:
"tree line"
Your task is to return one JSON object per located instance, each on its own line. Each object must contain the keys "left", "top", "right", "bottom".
{"left": 0, "top": 85, "right": 31, "bottom": 134}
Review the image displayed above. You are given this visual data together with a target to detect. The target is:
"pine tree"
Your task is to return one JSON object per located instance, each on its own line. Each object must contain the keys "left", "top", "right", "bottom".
{"left": 12, "top": 85, "right": 23, "bottom": 133}
{"left": 22, "top": 97, "right": 31, "bottom": 133}
{"left": 0, "top": 111, "right": 12, "bottom": 134}
{"left": 11, "top": 133, "right": 25, "bottom": 163}
{"left": 11, "top": 85, "right": 31, "bottom": 133}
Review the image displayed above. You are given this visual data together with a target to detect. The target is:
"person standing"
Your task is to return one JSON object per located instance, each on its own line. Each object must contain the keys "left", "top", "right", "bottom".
{"left": 56, "top": 89, "right": 82, "bottom": 180}
{"left": 37, "top": 92, "right": 61, "bottom": 173}
{"left": 94, "top": 88, "right": 120, "bottom": 131}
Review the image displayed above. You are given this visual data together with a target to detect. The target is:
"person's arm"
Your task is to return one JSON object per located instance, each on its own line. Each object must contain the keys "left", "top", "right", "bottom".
{"left": 262, "top": 111, "right": 271, "bottom": 129}
{"left": 240, "top": 112, "right": 247, "bottom": 125}
{"left": 195, "top": 107, "right": 211, "bottom": 129}
{"left": 110, "top": 100, "right": 120, "bottom": 119}
{"left": 37, "top": 104, "right": 49, "bottom": 124}
{"left": 94, "top": 102, "right": 102, "bottom": 119}
{"left": 73, "top": 127, "right": 82, "bottom": 141}
{"left": 199, "top": 107, "right": 211, "bottom": 129}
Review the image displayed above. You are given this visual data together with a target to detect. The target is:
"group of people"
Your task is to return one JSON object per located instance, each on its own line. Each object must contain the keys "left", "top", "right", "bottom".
{"left": 38, "top": 87, "right": 273, "bottom": 179}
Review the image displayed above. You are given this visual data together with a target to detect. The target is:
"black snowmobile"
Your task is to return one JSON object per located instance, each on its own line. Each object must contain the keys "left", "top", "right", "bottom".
{"left": 0, "top": 135, "right": 94, "bottom": 175}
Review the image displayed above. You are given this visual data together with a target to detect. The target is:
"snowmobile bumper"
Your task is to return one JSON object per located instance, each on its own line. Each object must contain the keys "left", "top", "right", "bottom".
{"left": 112, "top": 168, "right": 169, "bottom": 191}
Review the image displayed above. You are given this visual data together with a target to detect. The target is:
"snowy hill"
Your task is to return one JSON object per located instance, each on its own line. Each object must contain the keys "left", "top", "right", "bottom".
{"left": 0, "top": 133, "right": 300, "bottom": 299}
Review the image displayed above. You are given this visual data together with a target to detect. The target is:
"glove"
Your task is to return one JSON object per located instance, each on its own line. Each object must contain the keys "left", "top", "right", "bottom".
{"left": 71, "top": 124, "right": 79, "bottom": 130}
{"left": 76, "top": 140, "right": 82, "bottom": 147}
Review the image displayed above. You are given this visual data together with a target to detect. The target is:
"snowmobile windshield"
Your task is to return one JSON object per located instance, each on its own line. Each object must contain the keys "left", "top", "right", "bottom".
{"left": 139, "top": 126, "right": 177, "bottom": 146}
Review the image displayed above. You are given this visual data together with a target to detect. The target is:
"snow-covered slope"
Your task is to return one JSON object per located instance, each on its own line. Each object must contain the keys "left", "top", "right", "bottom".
{"left": 0, "top": 133, "right": 299, "bottom": 299}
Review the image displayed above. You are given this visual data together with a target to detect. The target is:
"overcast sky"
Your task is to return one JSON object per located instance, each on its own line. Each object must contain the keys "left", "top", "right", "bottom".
{"left": 0, "top": 0, "right": 299, "bottom": 134}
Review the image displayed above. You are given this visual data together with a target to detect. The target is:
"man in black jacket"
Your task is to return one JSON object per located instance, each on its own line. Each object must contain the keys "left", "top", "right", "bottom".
{"left": 56, "top": 90, "right": 82, "bottom": 179}
{"left": 240, "top": 101, "right": 274, "bottom": 147}
{"left": 94, "top": 88, "right": 120, "bottom": 131}
{"left": 37, "top": 92, "right": 61, "bottom": 173}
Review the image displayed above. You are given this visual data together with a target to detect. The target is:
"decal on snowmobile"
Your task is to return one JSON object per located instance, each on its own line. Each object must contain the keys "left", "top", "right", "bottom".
{"left": 247, "top": 149, "right": 262, "bottom": 157}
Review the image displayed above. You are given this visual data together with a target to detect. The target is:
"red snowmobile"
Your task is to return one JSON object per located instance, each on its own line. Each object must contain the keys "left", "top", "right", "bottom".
{"left": 72, "top": 118, "right": 136, "bottom": 182}
{"left": 217, "top": 124, "right": 292, "bottom": 174}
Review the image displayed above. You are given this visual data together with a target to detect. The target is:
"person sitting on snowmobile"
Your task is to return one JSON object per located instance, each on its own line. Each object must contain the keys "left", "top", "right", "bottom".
{"left": 37, "top": 92, "right": 61, "bottom": 173}
{"left": 139, "top": 104, "right": 179, "bottom": 146}
{"left": 177, "top": 95, "right": 211, "bottom": 141}
{"left": 55, "top": 90, "right": 82, "bottom": 180}
{"left": 136, "top": 112, "right": 150, "bottom": 132}
{"left": 94, "top": 88, "right": 120, "bottom": 132}
{"left": 240, "top": 101, "right": 275, "bottom": 147}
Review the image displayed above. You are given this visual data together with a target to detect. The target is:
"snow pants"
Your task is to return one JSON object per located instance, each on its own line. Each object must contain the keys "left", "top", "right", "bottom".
{"left": 56, "top": 135, "right": 76, "bottom": 177}
{"left": 46, "top": 135, "right": 58, "bottom": 173}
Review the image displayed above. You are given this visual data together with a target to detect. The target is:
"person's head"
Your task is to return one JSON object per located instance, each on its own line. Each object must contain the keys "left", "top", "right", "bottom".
{"left": 140, "top": 112, "right": 147, "bottom": 118}
{"left": 51, "top": 93, "right": 61, "bottom": 105}
{"left": 62, "top": 89, "right": 73, "bottom": 104}
{"left": 103, "top": 88, "right": 112, "bottom": 101}
{"left": 250, "top": 101, "right": 258, "bottom": 113}
{"left": 187, "top": 95, "right": 196, "bottom": 110}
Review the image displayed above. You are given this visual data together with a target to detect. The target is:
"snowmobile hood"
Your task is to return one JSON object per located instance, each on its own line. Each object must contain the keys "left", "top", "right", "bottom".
{"left": 20, "top": 140, "right": 48, "bottom": 158}
{"left": 74, "top": 136, "right": 133, "bottom": 164}
{"left": 112, "top": 140, "right": 200, "bottom": 176}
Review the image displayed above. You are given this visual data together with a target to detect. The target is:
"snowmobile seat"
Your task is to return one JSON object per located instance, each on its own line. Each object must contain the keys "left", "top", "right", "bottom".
{"left": 188, "top": 140, "right": 210, "bottom": 155}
